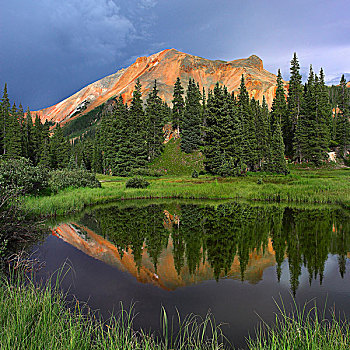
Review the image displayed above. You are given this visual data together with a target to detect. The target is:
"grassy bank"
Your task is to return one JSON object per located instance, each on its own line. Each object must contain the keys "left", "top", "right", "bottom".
{"left": 1, "top": 272, "right": 349, "bottom": 350}
{"left": 24, "top": 168, "right": 350, "bottom": 216}
{"left": 0, "top": 272, "right": 224, "bottom": 350}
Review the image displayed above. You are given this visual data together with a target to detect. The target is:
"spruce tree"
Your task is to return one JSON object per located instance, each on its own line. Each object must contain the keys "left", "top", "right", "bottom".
{"left": 5, "top": 103, "right": 22, "bottom": 159}
{"left": 129, "top": 80, "right": 148, "bottom": 171}
{"left": 203, "top": 83, "right": 241, "bottom": 175}
{"left": 0, "top": 84, "right": 10, "bottom": 155}
{"left": 23, "top": 108, "right": 34, "bottom": 161}
{"left": 171, "top": 77, "right": 184, "bottom": 132}
{"left": 315, "top": 68, "right": 332, "bottom": 160}
{"left": 238, "top": 75, "right": 258, "bottom": 171}
{"left": 114, "top": 96, "right": 132, "bottom": 175}
{"left": 287, "top": 53, "right": 303, "bottom": 158}
{"left": 92, "top": 137, "right": 103, "bottom": 173}
{"left": 270, "top": 117, "right": 288, "bottom": 174}
{"left": 272, "top": 69, "right": 291, "bottom": 157}
{"left": 336, "top": 74, "right": 350, "bottom": 157}
{"left": 145, "top": 80, "right": 164, "bottom": 161}
{"left": 181, "top": 78, "right": 202, "bottom": 153}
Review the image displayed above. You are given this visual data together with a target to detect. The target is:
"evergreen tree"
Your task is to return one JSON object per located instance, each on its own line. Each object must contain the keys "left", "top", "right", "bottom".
{"left": 129, "top": 80, "right": 148, "bottom": 170}
{"left": 272, "top": 69, "right": 291, "bottom": 156}
{"left": 92, "top": 136, "right": 103, "bottom": 173}
{"left": 203, "top": 83, "right": 241, "bottom": 175}
{"left": 287, "top": 53, "right": 303, "bottom": 158}
{"left": 23, "top": 108, "right": 34, "bottom": 161}
{"left": 145, "top": 80, "right": 164, "bottom": 162}
{"left": 5, "top": 103, "right": 22, "bottom": 158}
{"left": 114, "top": 96, "right": 132, "bottom": 175}
{"left": 99, "top": 107, "right": 117, "bottom": 174}
{"left": 50, "top": 124, "right": 70, "bottom": 168}
{"left": 238, "top": 75, "right": 258, "bottom": 171}
{"left": 171, "top": 77, "right": 184, "bottom": 131}
{"left": 336, "top": 75, "right": 350, "bottom": 157}
{"left": 181, "top": 78, "right": 202, "bottom": 153}
{"left": 270, "top": 117, "right": 288, "bottom": 174}
{"left": 315, "top": 68, "right": 332, "bottom": 159}
{"left": 0, "top": 84, "right": 10, "bottom": 155}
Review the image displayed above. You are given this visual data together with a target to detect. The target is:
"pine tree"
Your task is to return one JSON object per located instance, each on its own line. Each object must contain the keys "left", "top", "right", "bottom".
{"left": 171, "top": 77, "right": 184, "bottom": 131}
{"left": 129, "top": 80, "right": 148, "bottom": 170}
{"left": 23, "top": 108, "right": 34, "bottom": 161}
{"left": 270, "top": 117, "right": 288, "bottom": 174}
{"left": 145, "top": 80, "right": 164, "bottom": 162}
{"left": 315, "top": 68, "right": 332, "bottom": 160}
{"left": 92, "top": 136, "right": 103, "bottom": 173}
{"left": 272, "top": 69, "right": 291, "bottom": 157}
{"left": 336, "top": 74, "right": 350, "bottom": 157}
{"left": 238, "top": 75, "right": 258, "bottom": 171}
{"left": 99, "top": 107, "right": 117, "bottom": 174}
{"left": 181, "top": 78, "right": 202, "bottom": 153}
{"left": 287, "top": 53, "right": 303, "bottom": 158}
{"left": 203, "top": 83, "right": 241, "bottom": 175}
{"left": 113, "top": 96, "right": 131, "bottom": 175}
{"left": 0, "top": 84, "right": 10, "bottom": 155}
{"left": 294, "top": 66, "right": 317, "bottom": 163}
{"left": 5, "top": 102, "right": 22, "bottom": 158}
{"left": 50, "top": 124, "right": 70, "bottom": 168}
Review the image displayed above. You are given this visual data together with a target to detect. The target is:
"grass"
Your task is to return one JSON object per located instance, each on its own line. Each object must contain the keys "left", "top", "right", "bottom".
{"left": 24, "top": 167, "right": 350, "bottom": 216}
{"left": 247, "top": 296, "right": 350, "bottom": 350}
{"left": 0, "top": 270, "right": 225, "bottom": 350}
{"left": 150, "top": 138, "right": 204, "bottom": 176}
{"left": 1, "top": 270, "right": 349, "bottom": 350}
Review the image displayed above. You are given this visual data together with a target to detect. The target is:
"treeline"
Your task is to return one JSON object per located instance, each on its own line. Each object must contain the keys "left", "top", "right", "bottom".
{"left": 0, "top": 84, "right": 71, "bottom": 169}
{"left": 1, "top": 52, "right": 349, "bottom": 175}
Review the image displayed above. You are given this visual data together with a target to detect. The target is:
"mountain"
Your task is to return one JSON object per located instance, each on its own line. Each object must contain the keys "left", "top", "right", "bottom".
{"left": 32, "top": 49, "right": 286, "bottom": 126}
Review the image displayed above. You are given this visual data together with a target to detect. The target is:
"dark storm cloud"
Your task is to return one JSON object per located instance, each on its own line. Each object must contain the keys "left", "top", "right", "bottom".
{"left": 1, "top": 0, "right": 350, "bottom": 109}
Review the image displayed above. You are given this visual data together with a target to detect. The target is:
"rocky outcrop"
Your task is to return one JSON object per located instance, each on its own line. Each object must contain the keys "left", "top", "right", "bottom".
{"left": 32, "top": 49, "right": 287, "bottom": 125}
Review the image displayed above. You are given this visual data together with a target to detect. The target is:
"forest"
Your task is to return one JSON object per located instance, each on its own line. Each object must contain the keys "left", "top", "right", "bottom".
{"left": 0, "top": 53, "right": 349, "bottom": 178}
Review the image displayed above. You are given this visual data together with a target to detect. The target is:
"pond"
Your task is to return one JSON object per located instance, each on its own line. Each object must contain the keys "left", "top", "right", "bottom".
{"left": 31, "top": 200, "right": 350, "bottom": 348}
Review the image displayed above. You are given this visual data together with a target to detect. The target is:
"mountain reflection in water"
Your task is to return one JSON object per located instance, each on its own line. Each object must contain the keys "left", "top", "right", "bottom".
{"left": 51, "top": 202, "right": 350, "bottom": 294}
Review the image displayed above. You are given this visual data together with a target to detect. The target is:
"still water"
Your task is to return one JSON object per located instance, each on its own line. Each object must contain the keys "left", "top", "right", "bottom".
{"left": 32, "top": 200, "right": 350, "bottom": 347}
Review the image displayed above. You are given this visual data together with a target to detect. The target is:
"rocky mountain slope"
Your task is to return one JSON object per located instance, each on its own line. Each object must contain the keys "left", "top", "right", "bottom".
{"left": 32, "top": 48, "right": 285, "bottom": 126}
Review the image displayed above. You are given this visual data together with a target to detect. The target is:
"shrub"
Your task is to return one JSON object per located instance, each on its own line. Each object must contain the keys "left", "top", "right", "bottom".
{"left": 257, "top": 177, "right": 264, "bottom": 185}
{"left": 125, "top": 176, "right": 150, "bottom": 189}
{"left": 0, "top": 157, "right": 48, "bottom": 194}
{"left": 49, "top": 169, "right": 101, "bottom": 193}
{"left": 192, "top": 170, "right": 199, "bottom": 178}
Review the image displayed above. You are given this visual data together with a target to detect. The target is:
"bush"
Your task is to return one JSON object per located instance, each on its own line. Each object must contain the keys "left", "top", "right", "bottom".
{"left": 125, "top": 176, "right": 150, "bottom": 189}
{"left": 191, "top": 170, "right": 199, "bottom": 178}
{"left": 49, "top": 169, "right": 101, "bottom": 193}
{"left": 257, "top": 177, "right": 264, "bottom": 185}
{"left": 0, "top": 157, "right": 48, "bottom": 194}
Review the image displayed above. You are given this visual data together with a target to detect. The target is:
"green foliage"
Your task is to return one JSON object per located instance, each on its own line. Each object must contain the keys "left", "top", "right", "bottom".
{"left": 130, "top": 167, "right": 165, "bottom": 177}
{"left": 0, "top": 157, "right": 48, "bottom": 194}
{"left": 172, "top": 77, "right": 185, "bottom": 130}
{"left": 181, "top": 78, "right": 203, "bottom": 153}
{"left": 191, "top": 169, "right": 199, "bottom": 178}
{"left": 125, "top": 176, "right": 150, "bottom": 189}
{"left": 48, "top": 169, "right": 101, "bottom": 193}
{"left": 145, "top": 80, "right": 164, "bottom": 162}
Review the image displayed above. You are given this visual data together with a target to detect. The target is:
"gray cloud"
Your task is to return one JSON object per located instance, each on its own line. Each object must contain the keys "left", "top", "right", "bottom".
{"left": 1, "top": 0, "right": 350, "bottom": 109}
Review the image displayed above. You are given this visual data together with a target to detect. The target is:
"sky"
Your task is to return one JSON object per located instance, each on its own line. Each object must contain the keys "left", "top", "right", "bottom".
{"left": 1, "top": 0, "right": 350, "bottom": 110}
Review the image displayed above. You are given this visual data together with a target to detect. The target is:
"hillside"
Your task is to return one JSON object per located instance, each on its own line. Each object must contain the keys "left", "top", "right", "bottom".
{"left": 32, "top": 49, "right": 286, "bottom": 126}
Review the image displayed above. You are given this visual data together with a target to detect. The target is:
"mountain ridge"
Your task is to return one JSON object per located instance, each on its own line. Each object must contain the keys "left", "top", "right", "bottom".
{"left": 32, "top": 48, "right": 286, "bottom": 126}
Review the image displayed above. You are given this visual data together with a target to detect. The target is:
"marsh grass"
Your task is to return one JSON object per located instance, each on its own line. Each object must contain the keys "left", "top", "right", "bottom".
{"left": 0, "top": 269, "right": 225, "bottom": 350}
{"left": 24, "top": 168, "right": 350, "bottom": 216}
{"left": 247, "top": 296, "right": 350, "bottom": 350}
